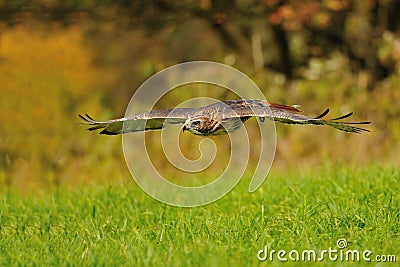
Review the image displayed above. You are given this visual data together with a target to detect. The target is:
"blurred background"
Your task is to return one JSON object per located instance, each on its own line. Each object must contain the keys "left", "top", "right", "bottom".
{"left": 0, "top": 0, "right": 399, "bottom": 193}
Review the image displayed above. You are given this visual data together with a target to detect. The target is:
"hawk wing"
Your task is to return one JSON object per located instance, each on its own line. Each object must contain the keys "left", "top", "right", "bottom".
{"left": 222, "top": 99, "right": 371, "bottom": 133}
{"left": 79, "top": 108, "right": 194, "bottom": 135}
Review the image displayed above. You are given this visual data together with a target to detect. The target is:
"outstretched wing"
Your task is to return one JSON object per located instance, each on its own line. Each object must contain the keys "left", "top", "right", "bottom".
{"left": 224, "top": 99, "right": 371, "bottom": 133}
{"left": 79, "top": 108, "right": 194, "bottom": 135}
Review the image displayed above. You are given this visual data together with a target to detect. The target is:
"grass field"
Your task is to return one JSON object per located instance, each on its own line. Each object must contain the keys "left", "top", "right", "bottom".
{"left": 0, "top": 165, "right": 399, "bottom": 266}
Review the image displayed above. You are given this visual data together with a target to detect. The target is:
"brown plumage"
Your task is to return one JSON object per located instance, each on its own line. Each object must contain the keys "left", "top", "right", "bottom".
{"left": 79, "top": 99, "right": 371, "bottom": 136}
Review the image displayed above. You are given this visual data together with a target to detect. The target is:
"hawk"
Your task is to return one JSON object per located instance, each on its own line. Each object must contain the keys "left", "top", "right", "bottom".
{"left": 79, "top": 99, "right": 370, "bottom": 136}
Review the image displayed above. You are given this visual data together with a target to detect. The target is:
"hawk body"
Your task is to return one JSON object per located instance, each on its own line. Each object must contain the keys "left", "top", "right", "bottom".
{"left": 79, "top": 99, "right": 370, "bottom": 136}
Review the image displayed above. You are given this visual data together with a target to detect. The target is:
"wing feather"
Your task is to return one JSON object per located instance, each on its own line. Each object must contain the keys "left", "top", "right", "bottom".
{"left": 224, "top": 99, "right": 371, "bottom": 133}
{"left": 78, "top": 108, "right": 193, "bottom": 135}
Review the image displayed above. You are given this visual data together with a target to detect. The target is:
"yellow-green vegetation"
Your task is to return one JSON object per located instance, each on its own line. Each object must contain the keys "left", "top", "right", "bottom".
{"left": 0, "top": 25, "right": 399, "bottom": 191}
{"left": 0, "top": 166, "right": 398, "bottom": 266}
{"left": 0, "top": 26, "right": 125, "bottom": 191}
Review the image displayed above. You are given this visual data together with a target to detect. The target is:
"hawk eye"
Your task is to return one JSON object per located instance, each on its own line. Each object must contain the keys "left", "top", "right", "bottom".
{"left": 192, "top": 120, "right": 201, "bottom": 126}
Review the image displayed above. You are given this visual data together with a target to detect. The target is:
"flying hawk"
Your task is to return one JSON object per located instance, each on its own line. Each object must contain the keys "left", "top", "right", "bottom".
{"left": 79, "top": 99, "right": 370, "bottom": 136}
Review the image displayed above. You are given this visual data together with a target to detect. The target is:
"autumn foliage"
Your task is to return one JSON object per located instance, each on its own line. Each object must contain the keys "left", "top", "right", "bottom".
{"left": 0, "top": 1, "right": 399, "bottom": 192}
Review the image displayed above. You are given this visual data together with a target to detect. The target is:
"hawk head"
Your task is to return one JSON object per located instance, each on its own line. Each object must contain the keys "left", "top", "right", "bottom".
{"left": 182, "top": 117, "right": 246, "bottom": 136}
{"left": 182, "top": 117, "right": 223, "bottom": 136}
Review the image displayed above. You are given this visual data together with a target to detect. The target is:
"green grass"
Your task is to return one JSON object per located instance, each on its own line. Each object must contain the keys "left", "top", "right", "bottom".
{"left": 0, "top": 165, "right": 399, "bottom": 266}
